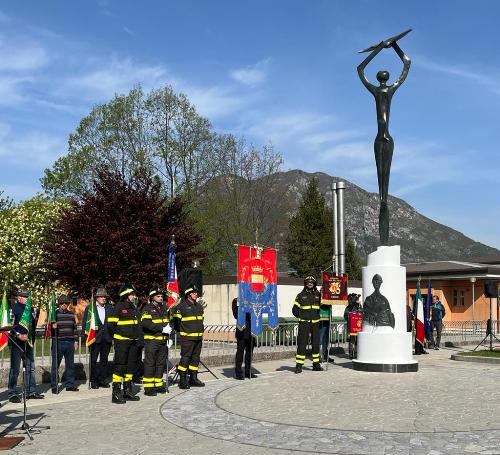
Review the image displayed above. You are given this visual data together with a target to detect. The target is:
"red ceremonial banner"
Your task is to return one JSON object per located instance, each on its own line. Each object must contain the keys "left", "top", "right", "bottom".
{"left": 321, "top": 272, "right": 348, "bottom": 304}
{"left": 349, "top": 311, "right": 363, "bottom": 336}
{"left": 238, "top": 245, "right": 277, "bottom": 290}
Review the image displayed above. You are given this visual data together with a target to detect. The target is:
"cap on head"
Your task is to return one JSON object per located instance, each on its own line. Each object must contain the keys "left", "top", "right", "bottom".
{"left": 14, "top": 286, "right": 29, "bottom": 298}
{"left": 149, "top": 288, "right": 163, "bottom": 299}
{"left": 118, "top": 283, "right": 136, "bottom": 298}
{"left": 304, "top": 276, "right": 316, "bottom": 285}
{"left": 95, "top": 288, "right": 108, "bottom": 298}
{"left": 184, "top": 286, "right": 199, "bottom": 297}
{"left": 58, "top": 295, "right": 72, "bottom": 305}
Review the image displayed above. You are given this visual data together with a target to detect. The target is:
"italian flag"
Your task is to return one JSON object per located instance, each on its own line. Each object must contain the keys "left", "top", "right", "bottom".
{"left": 85, "top": 294, "right": 99, "bottom": 347}
{"left": 44, "top": 291, "right": 57, "bottom": 339}
{"left": 415, "top": 282, "right": 425, "bottom": 348}
{"left": 19, "top": 290, "right": 33, "bottom": 347}
{"left": 0, "top": 288, "right": 11, "bottom": 351}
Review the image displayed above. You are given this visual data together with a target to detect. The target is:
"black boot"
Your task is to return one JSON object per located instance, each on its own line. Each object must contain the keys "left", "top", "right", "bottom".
{"left": 112, "top": 383, "right": 126, "bottom": 404}
{"left": 179, "top": 372, "right": 190, "bottom": 390}
{"left": 144, "top": 387, "right": 157, "bottom": 397}
{"left": 155, "top": 381, "right": 167, "bottom": 394}
{"left": 189, "top": 371, "right": 205, "bottom": 387}
{"left": 123, "top": 381, "right": 140, "bottom": 401}
{"left": 295, "top": 364, "right": 302, "bottom": 374}
{"left": 313, "top": 362, "right": 324, "bottom": 371}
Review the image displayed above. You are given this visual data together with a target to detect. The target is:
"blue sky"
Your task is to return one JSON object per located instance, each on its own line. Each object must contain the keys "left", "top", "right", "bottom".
{"left": 0, "top": 1, "right": 499, "bottom": 249}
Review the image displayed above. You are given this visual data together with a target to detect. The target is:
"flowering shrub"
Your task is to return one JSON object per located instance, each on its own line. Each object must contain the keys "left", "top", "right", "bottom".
{"left": 0, "top": 196, "right": 68, "bottom": 307}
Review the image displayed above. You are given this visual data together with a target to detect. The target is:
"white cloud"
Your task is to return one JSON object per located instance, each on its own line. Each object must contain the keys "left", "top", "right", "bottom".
{"left": 0, "top": 37, "right": 49, "bottom": 71}
{"left": 0, "top": 123, "right": 65, "bottom": 167}
{"left": 62, "top": 57, "right": 170, "bottom": 101}
{"left": 230, "top": 58, "right": 271, "bottom": 87}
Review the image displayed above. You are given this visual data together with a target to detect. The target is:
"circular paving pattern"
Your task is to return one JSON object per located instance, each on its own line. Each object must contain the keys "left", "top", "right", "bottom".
{"left": 160, "top": 364, "right": 500, "bottom": 454}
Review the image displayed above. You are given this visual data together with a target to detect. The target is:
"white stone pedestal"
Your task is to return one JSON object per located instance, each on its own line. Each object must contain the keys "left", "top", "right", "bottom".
{"left": 353, "top": 245, "right": 418, "bottom": 372}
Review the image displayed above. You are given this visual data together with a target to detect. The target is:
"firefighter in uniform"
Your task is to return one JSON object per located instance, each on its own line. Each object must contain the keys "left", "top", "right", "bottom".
{"left": 108, "top": 284, "right": 141, "bottom": 404}
{"left": 171, "top": 286, "right": 205, "bottom": 389}
{"left": 141, "top": 288, "right": 171, "bottom": 396}
{"left": 293, "top": 276, "right": 324, "bottom": 374}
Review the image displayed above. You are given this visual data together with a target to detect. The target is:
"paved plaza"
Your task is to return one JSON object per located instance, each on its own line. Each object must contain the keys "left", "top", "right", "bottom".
{"left": 1, "top": 347, "right": 500, "bottom": 455}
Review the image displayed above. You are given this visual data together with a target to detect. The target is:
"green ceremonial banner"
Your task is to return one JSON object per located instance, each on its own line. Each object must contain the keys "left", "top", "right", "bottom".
{"left": 19, "top": 290, "right": 33, "bottom": 347}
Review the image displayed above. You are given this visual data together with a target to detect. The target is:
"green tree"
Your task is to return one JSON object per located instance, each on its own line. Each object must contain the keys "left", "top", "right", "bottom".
{"left": 284, "top": 177, "right": 333, "bottom": 278}
{"left": 0, "top": 196, "right": 68, "bottom": 305}
{"left": 0, "top": 190, "right": 13, "bottom": 211}
{"left": 345, "top": 237, "right": 362, "bottom": 280}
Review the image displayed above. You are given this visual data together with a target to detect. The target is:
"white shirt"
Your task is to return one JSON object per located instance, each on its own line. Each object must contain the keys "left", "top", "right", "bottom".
{"left": 97, "top": 304, "right": 106, "bottom": 325}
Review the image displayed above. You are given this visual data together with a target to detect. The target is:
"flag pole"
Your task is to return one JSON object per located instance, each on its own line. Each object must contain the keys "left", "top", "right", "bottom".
{"left": 88, "top": 289, "right": 93, "bottom": 390}
{"left": 54, "top": 292, "right": 59, "bottom": 395}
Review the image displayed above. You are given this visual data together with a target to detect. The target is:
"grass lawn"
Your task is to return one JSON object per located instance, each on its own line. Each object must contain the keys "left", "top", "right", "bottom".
{"left": 458, "top": 350, "right": 500, "bottom": 357}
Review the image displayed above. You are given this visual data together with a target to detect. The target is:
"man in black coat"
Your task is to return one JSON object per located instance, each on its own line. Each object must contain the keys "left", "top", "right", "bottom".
{"left": 82, "top": 288, "right": 113, "bottom": 389}
{"left": 232, "top": 298, "right": 257, "bottom": 380}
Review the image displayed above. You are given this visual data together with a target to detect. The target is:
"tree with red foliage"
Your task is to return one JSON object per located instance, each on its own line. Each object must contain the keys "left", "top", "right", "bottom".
{"left": 42, "top": 169, "right": 203, "bottom": 298}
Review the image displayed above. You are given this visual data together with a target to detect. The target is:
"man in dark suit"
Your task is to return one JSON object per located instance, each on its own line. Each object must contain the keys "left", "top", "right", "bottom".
{"left": 82, "top": 288, "right": 113, "bottom": 389}
{"left": 232, "top": 297, "right": 257, "bottom": 380}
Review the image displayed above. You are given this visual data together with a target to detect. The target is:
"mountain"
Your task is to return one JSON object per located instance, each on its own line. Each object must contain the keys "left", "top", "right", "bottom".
{"left": 274, "top": 170, "right": 499, "bottom": 264}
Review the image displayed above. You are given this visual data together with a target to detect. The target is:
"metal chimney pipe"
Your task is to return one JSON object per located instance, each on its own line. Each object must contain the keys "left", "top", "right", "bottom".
{"left": 331, "top": 182, "right": 338, "bottom": 276}
{"left": 337, "top": 181, "right": 346, "bottom": 275}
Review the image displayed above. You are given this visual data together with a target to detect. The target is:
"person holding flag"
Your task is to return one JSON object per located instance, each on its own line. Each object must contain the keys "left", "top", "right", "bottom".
{"left": 413, "top": 282, "right": 428, "bottom": 355}
{"left": 50, "top": 295, "right": 79, "bottom": 393}
{"left": 82, "top": 288, "right": 113, "bottom": 389}
{"left": 7, "top": 287, "right": 44, "bottom": 403}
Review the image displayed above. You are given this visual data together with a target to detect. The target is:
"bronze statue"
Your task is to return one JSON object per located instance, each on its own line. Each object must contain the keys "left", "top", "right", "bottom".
{"left": 357, "top": 29, "right": 412, "bottom": 245}
{"left": 363, "top": 274, "right": 395, "bottom": 328}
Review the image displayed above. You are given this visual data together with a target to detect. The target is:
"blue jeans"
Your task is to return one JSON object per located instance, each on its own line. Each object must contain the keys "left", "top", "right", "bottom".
{"left": 8, "top": 343, "right": 37, "bottom": 398}
{"left": 51, "top": 339, "right": 75, "bottom": 388}
{"left": 319, "top": 322, "right": 330, "bottom": 361}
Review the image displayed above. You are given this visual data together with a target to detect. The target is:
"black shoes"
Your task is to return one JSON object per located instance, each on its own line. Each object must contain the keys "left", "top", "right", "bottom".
{"left": 112, "top": 383, "right": 125, "bottom": 404}
{"left": 189, "top": 371, "right": 205, "bottom": 387}
{"left": 313, "top": 363, "right": 324, "bottom": 371}
{"left": 245, "top": 373, "right": 258, "bottom": 379}
{"left": 123, "top": 382, "right": 140, "bottom": 401}
{"left": 90, "top": 383, "right": 100, "bottom": 389}
{"left": 9, "top": 395, "right": 21, "bottom": 403}
{"left": 51, "top": 387, "right": 59, "bottom": 394}
{"left": 295, "top": 364, "right": 302, "bottom": 374}
{"left": 28, "top": 393, "right": 45, "bottom": 399}
{"left": 235, "top": 374, "right": 244, "bottom": 380}
{"left": 99, "top": 382, "right": 110, "bottom": 388}
{"left": 144, "top": 388, "right": 157, "bottom": 396}
{"left": 155, "top": 383, "right": 167, "bottom": 394}
{"left": 66, "top": 387, "right": 79, "bottom": 392}
{"left": 178, "top": 372, "right": 190, "bottom": 390}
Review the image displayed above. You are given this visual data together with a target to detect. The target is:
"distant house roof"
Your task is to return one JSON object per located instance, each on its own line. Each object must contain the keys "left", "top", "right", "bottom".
{"left": 465, "top": 254, "right": 500, "bottom": 265}
{"left": 404, "top": 261, "right": 500, "bottom": 281}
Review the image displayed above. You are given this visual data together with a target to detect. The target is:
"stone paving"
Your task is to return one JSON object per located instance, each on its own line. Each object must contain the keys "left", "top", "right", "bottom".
{"left": 1, "top": 348, "right": 500, "bottom": 454}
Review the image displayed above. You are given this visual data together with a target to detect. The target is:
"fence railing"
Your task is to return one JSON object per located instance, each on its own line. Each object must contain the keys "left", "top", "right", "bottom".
{"left": 1, "top": 320, "right": 497, "bottom": 369}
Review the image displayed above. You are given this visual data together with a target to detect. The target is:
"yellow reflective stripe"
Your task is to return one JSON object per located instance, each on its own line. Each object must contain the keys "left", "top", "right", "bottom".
{"left": 181, "top": 316, "right": 203, "bottom": 322}
{"left": 143, "top": 377, "right": 155, "bottom": 382}
{"left": 311, "top": 305, "right": 320, "bottom": 309}
{"left": 179, "top": 332, "right": 203, "bottom": 337}
{"left": 172, "top": 313, "right": 181, "bottom": 318}
{"left": 293, "top": 301, "right": 300, "bottom": 307}
{"left": 177, "top": 365, "right": 187, "bottom": 372}
{"left": 312, "top": 354, "right": 320, "bottom": 358}
{"left": 124, "top": 374, "right": 133, "bottom": 380}
{"left": 119, "top": 288, "right": 134, "bottom": 297}
{"left": 144, "top": 335, "right": 164, "bottom": 340}
{"left": 117, "top": 320, "right": 137, "bottom": 325}
{"left": 296, "top": 354, "right": 306, "bottom": 359}
{"left": 301, "top": 305, "right": 320, "bottom": 310}
{"left": 113, "top": 334, "right": 133, "bottom": 340}
{"left": 154, "top": 380, "right": 163, "bottom": 385}
{"left": 108, "top": 317, "right": 119, "bottom": 322}
{"left": 296, "top": 359, "right": 304, "bottom": 364}
{"left": 152, "top": 318, "right": 170, "bottom": 323}
{"left": 141, "top": 314, "right": 152, "bottom": 320}
{"left": 143, "top": 383, "right": 155, "bottom": 388}
{"left": 112, "top": 374, "right": 123, "bottom": 382}
{"left": 298, "top": 318, "right": 320, "bottom": 323}
{"left": 188, "top": 365, "right": 198, "bottom": 371}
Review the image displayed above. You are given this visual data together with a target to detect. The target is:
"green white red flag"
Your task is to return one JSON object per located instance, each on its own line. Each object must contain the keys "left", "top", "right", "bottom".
{"left": 45, "top": 291, "right": 57, "bottom": 339}
{"left": 0, "top": 288, "right": 11, "bottom": 351}
{"left": 85, "top": 294, "right": 99, "bottom": 346}
{"left": 19, "top": 290, "right": 33, "bottom": 347}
